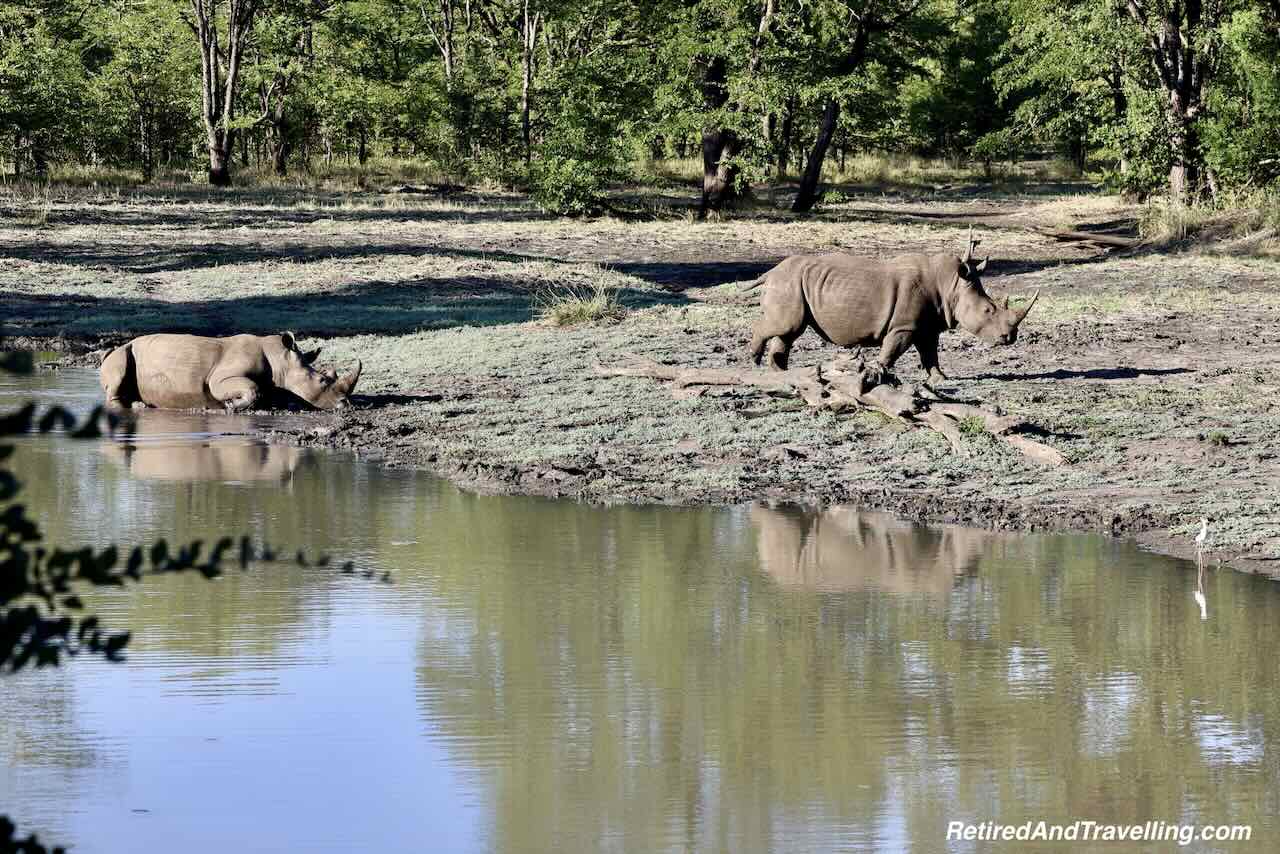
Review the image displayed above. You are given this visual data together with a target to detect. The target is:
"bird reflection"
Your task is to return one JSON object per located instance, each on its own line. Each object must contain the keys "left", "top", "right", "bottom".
{"left": 1194, "top": 563, "right": 1208, "bottom": 621}
{"left": 750, "top": 504, "right": 990, "bottom": 596}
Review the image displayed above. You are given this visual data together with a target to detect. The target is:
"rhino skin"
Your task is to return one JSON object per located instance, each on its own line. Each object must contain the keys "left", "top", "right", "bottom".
{"left": 100, "top": 332, "right": 361, "bottom": 412}
{"left": 743, "top": 230, "right": 1037, "bottom": 384}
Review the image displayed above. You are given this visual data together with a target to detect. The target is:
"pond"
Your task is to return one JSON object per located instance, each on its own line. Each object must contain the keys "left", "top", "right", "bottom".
{"left": 1, "top": 364, "right": 1278, "bottom": 853}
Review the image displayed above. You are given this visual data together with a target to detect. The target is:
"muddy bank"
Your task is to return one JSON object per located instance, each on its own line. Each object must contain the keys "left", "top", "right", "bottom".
{"left": 254, "top": 398, "right": 1275, "bottom": 578}
{"left": 4, "top": 185, "right": 1279, "bottom": 578}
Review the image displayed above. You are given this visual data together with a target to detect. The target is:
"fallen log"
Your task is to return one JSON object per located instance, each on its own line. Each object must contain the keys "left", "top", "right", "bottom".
{"left": 595, "top": 354, "right": 1067, "bottom": 467}
{"left": 1031, "top": 227, "right": 1141, "bottom": 249}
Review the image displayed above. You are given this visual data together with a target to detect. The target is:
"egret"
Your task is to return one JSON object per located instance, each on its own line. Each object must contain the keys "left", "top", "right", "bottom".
{"left": 1194, "top": 517, "right": 1209, "bottom": 562}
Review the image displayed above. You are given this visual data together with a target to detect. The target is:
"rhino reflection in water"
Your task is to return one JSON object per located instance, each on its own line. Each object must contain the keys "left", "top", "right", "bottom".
{"left": 751, "top": 505, "right": 991, "bottom": 596}
{"left": 101, "top": 410, "right": 308, "bottom": 483}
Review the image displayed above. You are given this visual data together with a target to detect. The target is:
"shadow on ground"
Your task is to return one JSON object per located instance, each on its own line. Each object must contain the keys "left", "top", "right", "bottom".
{"left": 968, "top": 367, "right": 1194, "bottom": 382}
{"left": 0, "top": 275, "right": 689, "bottom": 340}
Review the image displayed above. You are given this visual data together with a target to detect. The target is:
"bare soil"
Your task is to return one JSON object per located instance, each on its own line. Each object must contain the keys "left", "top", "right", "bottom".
{"left": 3, "top": 182, "right": 1278, "bottom": 575}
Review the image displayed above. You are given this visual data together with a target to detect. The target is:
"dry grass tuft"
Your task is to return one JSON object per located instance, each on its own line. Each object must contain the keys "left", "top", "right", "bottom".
{"left": 1140, "top": 190, "right": 1280, "bottom": 256}
{"left": 536, "top": 280, "right": 627, "bottom": 326}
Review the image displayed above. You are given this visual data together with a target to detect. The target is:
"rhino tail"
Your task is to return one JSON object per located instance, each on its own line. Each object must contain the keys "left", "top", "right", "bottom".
{"left": 736, "top": 275, "right": 768, "bottom": 294}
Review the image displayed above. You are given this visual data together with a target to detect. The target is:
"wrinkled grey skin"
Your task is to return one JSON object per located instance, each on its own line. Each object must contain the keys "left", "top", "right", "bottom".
{"left": 743, "top": 240, "right": 1038, "bottom": 385}
{"left": 100, "top": 332, "right": 361, "bottom": 411}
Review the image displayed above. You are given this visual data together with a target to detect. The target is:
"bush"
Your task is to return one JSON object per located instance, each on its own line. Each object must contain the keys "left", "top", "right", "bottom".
{"left": 529, "top": 155, "right": 607, "bottom": 216}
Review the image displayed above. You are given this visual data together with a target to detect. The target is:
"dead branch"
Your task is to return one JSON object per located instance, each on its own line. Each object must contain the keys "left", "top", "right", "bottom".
{"left": 596, "top": 354, "right": 1067, "bottom": 467}
{"left": 1031, "top": 227, "right": 1142, "bottom": 249}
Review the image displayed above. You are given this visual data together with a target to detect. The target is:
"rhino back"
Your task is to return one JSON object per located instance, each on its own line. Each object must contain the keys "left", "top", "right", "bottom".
{"left": 129, "top": 334, "right": 227, "bottom": 408}
{"left": 798, "top": 254, "right": 937, "bottom": 346}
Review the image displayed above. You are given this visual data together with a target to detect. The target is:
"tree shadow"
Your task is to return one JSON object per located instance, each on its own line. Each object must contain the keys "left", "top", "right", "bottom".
{"left": 0, "top": 233, "right": 560, "bottom": 275}
{"left": 36, "top": 201, "right": 553, "bottom": 231}
{"left": 0, "top": 274, "right": 690, "bottom": 340}
{"left": 612, "top": 260, "right": 778, "bottom": 289}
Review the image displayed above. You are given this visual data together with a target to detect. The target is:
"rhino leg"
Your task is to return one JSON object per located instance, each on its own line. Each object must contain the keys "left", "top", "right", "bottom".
{"left": 100, "top": 344, "right": 136, "bottom": 410}
{"left": 914, "top": 334, "right": 948, "bottom": 385}
{"left": 868, "top": 330, "right": 915, "bottom": 386}
{"left": 750, "top": 285, "right": 807, "bottom": 371}
{"left": 209, "top": 376, "right": 261, "bottom": 412}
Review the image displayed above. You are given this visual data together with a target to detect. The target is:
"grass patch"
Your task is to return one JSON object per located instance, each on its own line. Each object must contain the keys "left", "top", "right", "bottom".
{"left": 1139, "top": 190, "right": 1280, "bottom": 254}
{"left": 536, "top": 280, "right": 626, "bottom": 326}
{"left": 958, "top": 415, "right": 987, "bottom": 436}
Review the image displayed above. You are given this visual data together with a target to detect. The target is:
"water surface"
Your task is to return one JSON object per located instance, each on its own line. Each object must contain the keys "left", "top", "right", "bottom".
{"left": 1, "top": 365, "right": 1277, "bottom": 852}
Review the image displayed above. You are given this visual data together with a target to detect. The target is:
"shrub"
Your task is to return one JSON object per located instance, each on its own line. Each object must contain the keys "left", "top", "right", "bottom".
{"left": 529, "top": 155, "right": 606, "bottom": 216}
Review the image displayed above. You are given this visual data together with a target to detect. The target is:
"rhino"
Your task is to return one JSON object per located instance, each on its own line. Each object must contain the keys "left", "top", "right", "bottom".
{"left": 100, "top": 332, "right": 361, "bottom": 411}
{"left": 742, "top": 229, "right": 1038, "bottom": 384}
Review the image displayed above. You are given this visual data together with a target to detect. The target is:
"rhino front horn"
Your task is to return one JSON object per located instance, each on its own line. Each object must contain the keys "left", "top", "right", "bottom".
{"left": 334, "top": 359, "right": 362, "bottom": 395}
{"left": 1013, "top": 289, "right": 1041, "bottom": 324}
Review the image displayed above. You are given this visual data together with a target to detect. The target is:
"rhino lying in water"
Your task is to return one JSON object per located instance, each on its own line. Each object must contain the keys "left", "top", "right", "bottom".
{"left": 101, "top": 332, "right": 360, "bottom": 411}
{"left": 743, "top": 229, "right": 1037, "bottom": 384}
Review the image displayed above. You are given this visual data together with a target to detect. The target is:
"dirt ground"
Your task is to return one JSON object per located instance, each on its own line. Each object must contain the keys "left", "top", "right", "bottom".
{"left": 2, "top": 181, "right": 1278, "bottom": 575}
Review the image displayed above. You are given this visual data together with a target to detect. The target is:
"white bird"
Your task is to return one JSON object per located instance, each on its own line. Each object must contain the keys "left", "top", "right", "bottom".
{"left": 1194, "top": 517, "right": 1209, "bottom": 560}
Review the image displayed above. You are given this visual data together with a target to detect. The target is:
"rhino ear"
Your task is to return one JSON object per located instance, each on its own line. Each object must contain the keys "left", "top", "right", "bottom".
{"left": 280, "top": 331, "right": 297, "bottom": 351}
{"left": 300, "top": 347, "right": 322, "bottom": 366}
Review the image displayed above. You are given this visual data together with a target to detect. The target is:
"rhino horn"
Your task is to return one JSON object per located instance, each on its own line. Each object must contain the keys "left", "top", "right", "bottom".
{"left": 962, "top": 225, "right": 981, "bottom": 263}
{"left": 333, "top": 359, "right": 362, "bottom": 395}
{"left": 1012, "top": 289, "right": 1040, "bottom": 325}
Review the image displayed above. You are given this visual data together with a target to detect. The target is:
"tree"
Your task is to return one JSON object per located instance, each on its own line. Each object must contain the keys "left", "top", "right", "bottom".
{"left": 0, "top": 3, "right": 88, "bottom": 177}
{"left": 183, "top": 0, "right": 264, "bottom": 185}
{"left": 789, "top": 0, "right": 945, "bottom": 213}
{"left": 1121, "top": 0, "right": 1235, "bottom": 201}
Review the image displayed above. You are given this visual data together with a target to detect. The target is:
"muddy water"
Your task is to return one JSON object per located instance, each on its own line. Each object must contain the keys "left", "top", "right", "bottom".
{"left": 2, "top": 366, "right": 1279, "bottom": 853}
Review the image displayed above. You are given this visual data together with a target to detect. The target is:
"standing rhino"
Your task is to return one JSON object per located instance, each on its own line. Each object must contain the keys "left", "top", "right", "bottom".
{"left": 100, "top": 332, "right": 361, "bottom": 411}
{"left": 742, "top": 229, "right": 1038, "bottom": 384}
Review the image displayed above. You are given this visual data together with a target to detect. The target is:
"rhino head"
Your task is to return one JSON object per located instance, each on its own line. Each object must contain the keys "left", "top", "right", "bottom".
{"left": 278, "top": 333, "right": 362, "bottom": 410}
{"left": 949, "top": 228, "right": 1038, "bottom": 345}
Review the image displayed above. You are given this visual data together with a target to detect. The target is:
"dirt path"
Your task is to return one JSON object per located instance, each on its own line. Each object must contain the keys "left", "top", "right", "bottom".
{"left": 3, "top": 184, "right": 1278, "bottom": 575}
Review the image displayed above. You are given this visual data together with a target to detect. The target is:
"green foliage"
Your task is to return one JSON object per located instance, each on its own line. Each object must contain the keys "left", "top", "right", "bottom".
{"left": 530, "top": 156, "right": 606, "bottom": 215}
{"left": 0, "top": 0, "right": 1276, "bottom": 205}
{"left": 1200, "top": 9, "right": 1280, "bottom": 187}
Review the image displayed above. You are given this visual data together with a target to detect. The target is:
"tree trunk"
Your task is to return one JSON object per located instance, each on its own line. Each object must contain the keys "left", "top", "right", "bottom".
{"left": 208, "top": 136, "right": 232, "bottom": 186}
{"left": 792, "top": 98, "right": 840, "bottom": 213}
{"left": 272, "top": 122, "right": 291, "bottom": 177}
{"left": 189, "top": 0, "right": 259, "bottom": 187}
{"left": 777, "top": 96, "right": 795, "bottom": 178}
{"left": 1123, "top": 0, "right": 1214, "bottom": 202}
{"left": 520, "top": 0, "right": 540, "bottom": 168}
{"left": 700, "top": 129, "right": 739, "bottom": 216}
{"left": 1166, "top": 109, "right": 1200, "bottom": 203}
{"left": 697, "top": 55, "right": 736, "bottom": 217}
